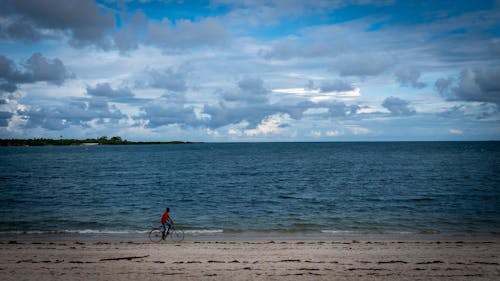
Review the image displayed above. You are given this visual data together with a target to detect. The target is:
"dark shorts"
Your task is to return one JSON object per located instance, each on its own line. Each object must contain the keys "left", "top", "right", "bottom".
{"left": 162, "top": 223, "right": 171, "bottom": 231}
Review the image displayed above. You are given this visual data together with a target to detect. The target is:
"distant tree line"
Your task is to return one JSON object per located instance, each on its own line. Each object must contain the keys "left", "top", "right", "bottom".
{"left": 0, "top": 136, "right": 196, "bottom": 146}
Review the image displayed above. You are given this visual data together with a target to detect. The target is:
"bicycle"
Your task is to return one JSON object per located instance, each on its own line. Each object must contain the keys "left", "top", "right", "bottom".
{"left": 149, "top": 224, "right": 185, "bottom": 243}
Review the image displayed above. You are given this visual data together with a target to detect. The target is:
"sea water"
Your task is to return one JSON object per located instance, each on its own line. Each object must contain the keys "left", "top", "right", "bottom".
{"left": 1, "top": 142, "right": 499, "bottom": 238}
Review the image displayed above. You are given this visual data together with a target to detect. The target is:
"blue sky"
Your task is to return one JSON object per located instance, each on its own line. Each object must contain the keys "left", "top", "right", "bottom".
{"left": 0, "top": 0, "right": 499, "bottom": 141}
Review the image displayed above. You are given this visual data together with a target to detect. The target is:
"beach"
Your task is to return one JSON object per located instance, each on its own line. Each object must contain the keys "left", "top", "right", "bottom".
{"left": 1, "top": 143, "right": 499, "bottom": 280}
{"left": 1, "top": 238, "right": 499, "bottom": 280}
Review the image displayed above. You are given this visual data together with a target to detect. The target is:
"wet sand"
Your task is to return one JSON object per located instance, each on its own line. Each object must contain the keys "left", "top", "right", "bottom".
{"left": 1, "top": 239, "right": 499, "bottom": 280}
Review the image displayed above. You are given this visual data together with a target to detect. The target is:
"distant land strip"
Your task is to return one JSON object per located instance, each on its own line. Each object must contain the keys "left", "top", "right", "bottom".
{"left": 0, "top": 136, "right": 200, "bottom": 146}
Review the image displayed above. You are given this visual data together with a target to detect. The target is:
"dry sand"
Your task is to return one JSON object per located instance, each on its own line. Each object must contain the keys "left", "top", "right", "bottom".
{"left": 1, "top": 239, "right": 499, "bottom": 280}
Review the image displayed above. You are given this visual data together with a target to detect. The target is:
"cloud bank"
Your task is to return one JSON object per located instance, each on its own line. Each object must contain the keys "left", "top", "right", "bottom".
{"left": 0, "top": 0, "right": 498, "bottom": 141}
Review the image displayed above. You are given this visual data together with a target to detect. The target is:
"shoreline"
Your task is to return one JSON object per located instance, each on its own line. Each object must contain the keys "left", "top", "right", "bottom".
{"left": 2, "top": 231, "right": 499, "bottom": 243}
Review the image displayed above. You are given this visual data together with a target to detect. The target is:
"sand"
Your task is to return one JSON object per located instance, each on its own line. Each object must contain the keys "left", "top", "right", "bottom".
{"left": 1, "top": 239, "right": 499, "bottom": 280}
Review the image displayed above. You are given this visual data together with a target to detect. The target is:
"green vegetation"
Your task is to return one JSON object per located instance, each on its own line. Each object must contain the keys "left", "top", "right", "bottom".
{"left": 0, "top": 136, "right": 198, "bottom": 146}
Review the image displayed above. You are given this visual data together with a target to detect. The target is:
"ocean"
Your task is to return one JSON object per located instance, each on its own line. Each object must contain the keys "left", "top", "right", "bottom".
{"left": 1, "top": 142, "right": 499, "bottom": 239}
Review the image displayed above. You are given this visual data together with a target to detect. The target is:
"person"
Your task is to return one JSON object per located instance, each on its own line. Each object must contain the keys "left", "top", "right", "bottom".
{"left": 161, "top": 207, "right": 173, "bottom": 240}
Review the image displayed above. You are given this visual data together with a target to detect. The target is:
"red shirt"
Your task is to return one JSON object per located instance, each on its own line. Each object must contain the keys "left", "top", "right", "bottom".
{"left": 161, "top": 211, "right": 169, "bottom": 224}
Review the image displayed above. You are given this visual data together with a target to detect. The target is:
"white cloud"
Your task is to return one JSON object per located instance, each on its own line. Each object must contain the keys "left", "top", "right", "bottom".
{"left": 326, "top": 130, "right": 343, "bottom": 137}
{"left": 272, "top": 87, "right": 361, "bottom": 103}
{"left": 346, "top": 125, "right": 371, "bottom": 135}
{"left": 310, "top": 130, "right": 321, "bottom": 137}
{"left": 244, "top": 114, "right": 289, "bottom": 136}
{"left": 449, "top": 128, "right": 463, "bottom": 135}
{"left": 228, "top": 128, "right": 242, "bottom": 137}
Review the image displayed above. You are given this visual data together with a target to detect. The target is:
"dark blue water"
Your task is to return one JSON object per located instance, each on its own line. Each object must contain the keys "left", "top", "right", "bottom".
{"left": 1, "top": 142, "right": 499, "bottom": 237}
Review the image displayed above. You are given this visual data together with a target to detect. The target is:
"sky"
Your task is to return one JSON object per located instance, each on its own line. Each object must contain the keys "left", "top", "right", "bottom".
{"left": 0, "top": 0, "right": 499, "bottom": 142}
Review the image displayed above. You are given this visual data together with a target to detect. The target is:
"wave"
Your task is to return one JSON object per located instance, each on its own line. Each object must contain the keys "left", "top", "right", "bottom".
{"left": 321, "top": 230, "right": 358, "bottom": 234}
{"left": 185, "top": 229, "right": 224, "bottom": 235}
{"left": 0, "top": 228, "right": 486, "bottom": 237}
{"left": 0, "top": 229, "right": 149, "bottom": 235}
{"left": 321, "top": 229, "right": 417, "bottom": 235}
{"left": 0, "top": 229, "right": 224, "bottom": 235}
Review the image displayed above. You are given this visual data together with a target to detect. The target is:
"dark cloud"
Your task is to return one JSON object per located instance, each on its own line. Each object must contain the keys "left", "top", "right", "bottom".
{"left": 202, "top": 78, "right": 314, "bottom": 129}
{"left": 1, "top": 0, "right": 115, "bottom": 47}
{"left": 0, "top": 110, "right": 13, "bottom": 127}
{"left": 435, "top": 77, "right": 454, "bottom": 94}
{"left": 113, "top": 13, "right": 147, "bottom": 53}
{"left": 133, "top": 77, "right": 297, "bottom": 129}
{"left": 382, "top": 96, "right": 416, "bottom": 116}
{"left": 205, "top": 77, "right": 271, "bottom": 128}
{"left": 146, "top": 18, "right": 227, "bottom": 49}
{"left": 137, "top": 95, "right": 199, "bottom": 128}
{"left": 86, "top": 83, "right": 134, "bottom": 100}
{"left": 19, "top": 106, "right": 65, "bottom": 130}
{"left": 326, "top": 101, "right": 361, "bottom": 117}
{"left": 395, "top": 69, "right": 426, "bottom": 89}
{"left": 146, "top": 68, "right": 188, "bottom": 92}
{"left": 20, "top": 98, "right": 126, "bottom": 131}
{"left": 436, "top": 68, "right": 500, "bottom": 104}
{"left": 0, "top": 54, "right": 28, "bottom": 92}
{"left": 203, "top": 103, "right": 275, "bottom": 128}
{"left": 0, "top": 53, "right": 72, "bottom": 92}
{"left": 223, "top": 77, "right": 268, "bottom": 104}
{"left": 0, "top": 93, "right": 20, "bottom": 128}
{"left": 25, "top": 53, "right": 73, "bottom": 85}
{"left": 438, "top": 103, "right": 499, "bottom": 120}
{"left": 319, "top": 80, "right": 354, "bottom": 93}
{"left": 0, "top": 17, "right": 41, "bottom": 42}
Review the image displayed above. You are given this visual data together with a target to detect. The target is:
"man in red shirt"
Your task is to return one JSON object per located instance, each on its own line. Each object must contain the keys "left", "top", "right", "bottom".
{"left": 161, "top": 207, "right": 173, "bottom": 240}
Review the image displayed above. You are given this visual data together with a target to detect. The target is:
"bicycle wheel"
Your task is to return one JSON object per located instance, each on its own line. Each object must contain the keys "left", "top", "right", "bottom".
{"left": 149, "top": 228, "right": 163, "bottom": 243}
{"left": 170, "top": 227, "right": 185, "bottom": 242}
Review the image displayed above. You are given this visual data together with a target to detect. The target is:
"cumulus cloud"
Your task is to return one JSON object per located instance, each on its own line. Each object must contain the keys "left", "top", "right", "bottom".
{"left": 12, "top": 82, "right": 129, "bottom": 131}
{"left": 20, "top": 99, "right": 126, "bottom": 131}
{"left": 382, "top": 96, "right": 416, "bottom": 116}
{"left": 0, "top": 55, "right": 26, "bottom": 92}
{"left": 395, "top": 69, "right": 426, "bottom": 89}
{"left": 244, "top": 114, "right": 289, "bottom": 136}
{"left": 0, "top": 53, "right": 73, "bottom": 92}
{"left": 436, "top": 68, "right": 500, "bottom": 104}
{"left": 202, "top": 78, "right": 364, "bottom": 129}
{"left": 0, "top": 17, "right": 41, "bottom": 42}
{"left": 326, "top": 101, "right": 361, "bottom": 117}
{"left": 144, "top": 67, "right": 188, "bottom": 93}
{"left": 435, "top": 77, "right": 454, "bottom": 94}
{"left": 25, "top": 53, "right": 73, "bottom": 85}
{"left": 221, "top": 77, "right": 268, "bottom": 104}
{"left": 203, "top": 102, "right": 272, "bottom": 129}
{"left": 203, "top": 78, "right": 272, "bottom": 128}
{"left": 137, "top": 94, "right": 199, "bottom": 128}
{"left": 0, "top": 110, "right": 13, "bottom": 127}
{"left": 0, "top": 92, "right": 25, "bottom": 128}
{"left": 0, "top": 0, "right": 115, "bottom": 47}
{"left": 131, "top": 77, "right": 315, "bottom": 130}
{"left": 439, "top": 103, "right": 498, "bottom": 120}
{"left": 202, "top": 78, "right": 313, "bottom": 129}
{"left": 113, "top": 12, "right": 147, "bottom": 53}
{"left": 86, "top": 83, "right": 134, "bottom": 100}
